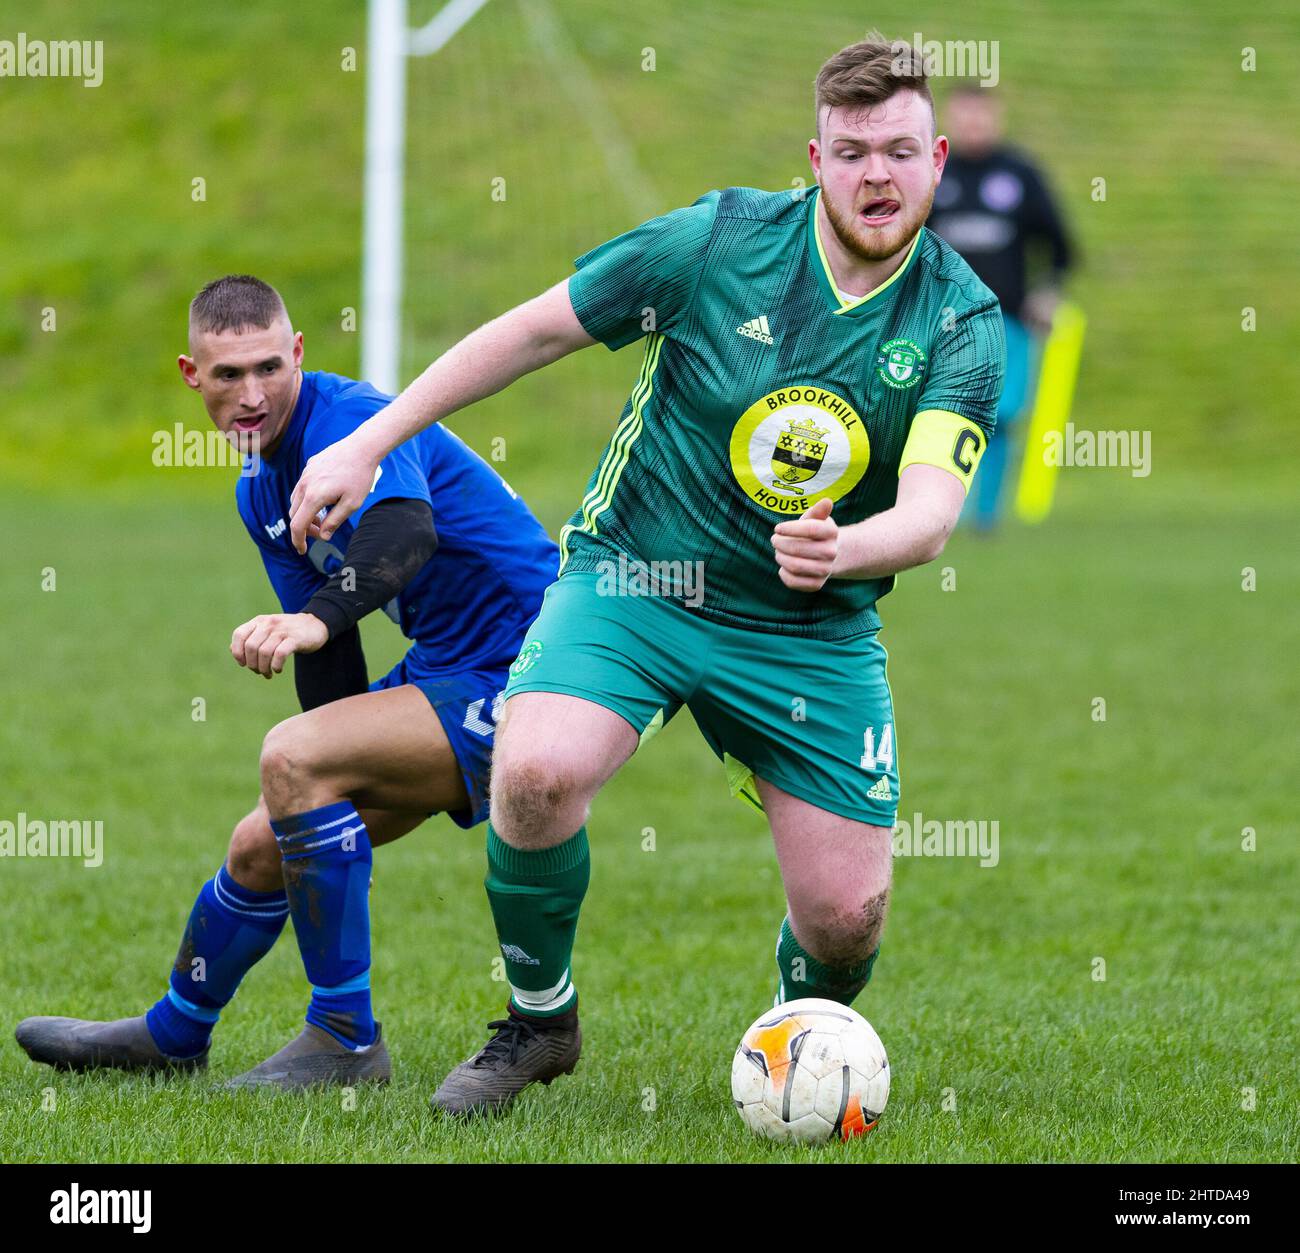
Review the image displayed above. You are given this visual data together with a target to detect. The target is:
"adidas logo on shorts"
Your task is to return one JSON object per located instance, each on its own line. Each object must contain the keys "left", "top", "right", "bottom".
{"left": 736, "top": 314, "right": 774, "bottom": 345}
{"left": 866, "top": 776, "right": 893, "bottom": 802}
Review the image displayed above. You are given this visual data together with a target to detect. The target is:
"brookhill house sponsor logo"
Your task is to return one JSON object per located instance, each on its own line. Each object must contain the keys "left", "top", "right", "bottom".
{"left": 1, "top": 813, "right": 103, "bottom": 867}
{"left": 0, "top": 33, "right": 103, "bottom": 86}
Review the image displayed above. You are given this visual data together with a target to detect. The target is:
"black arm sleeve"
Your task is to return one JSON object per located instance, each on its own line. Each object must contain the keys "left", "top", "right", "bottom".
{"left": 303, "top": 497, "right": 438, "bottom": 640}
{"left": 294, "top": 626, "right": 370, "bottom": 712}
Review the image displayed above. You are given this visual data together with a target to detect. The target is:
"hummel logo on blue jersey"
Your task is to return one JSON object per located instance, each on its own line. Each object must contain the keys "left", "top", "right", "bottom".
{"left": 264, "top": 517, "right": 287, "bottom": 540}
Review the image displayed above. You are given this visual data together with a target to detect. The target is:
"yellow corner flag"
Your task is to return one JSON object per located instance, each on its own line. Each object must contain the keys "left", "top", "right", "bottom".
{"left": 1014, "top": 301, "right": 1087, "bottom": 524}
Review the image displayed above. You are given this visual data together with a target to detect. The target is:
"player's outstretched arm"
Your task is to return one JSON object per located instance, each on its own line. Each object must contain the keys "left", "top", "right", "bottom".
{"left": 288, "top": 279, "right": 596, "bottom": 553}
{"left": 770, "top": 464, "right": 966, "bottom": 593}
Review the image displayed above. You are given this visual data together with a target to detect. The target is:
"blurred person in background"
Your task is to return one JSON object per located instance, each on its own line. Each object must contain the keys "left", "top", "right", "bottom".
{"left": 927, "top": 83, "right": 1075, "bottom": 532}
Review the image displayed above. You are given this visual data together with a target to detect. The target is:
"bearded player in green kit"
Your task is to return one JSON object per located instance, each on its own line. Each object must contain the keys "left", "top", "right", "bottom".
{"left": 289, "top": 35, "right": 1004, "bottom": 1115}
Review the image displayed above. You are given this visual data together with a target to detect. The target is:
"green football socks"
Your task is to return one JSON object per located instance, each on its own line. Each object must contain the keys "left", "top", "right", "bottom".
{"left": 775, "top": 915, "right": 879, "bottom": 1007}
{"left": 484, "top": 823, "right": 589, "bottom": 1018}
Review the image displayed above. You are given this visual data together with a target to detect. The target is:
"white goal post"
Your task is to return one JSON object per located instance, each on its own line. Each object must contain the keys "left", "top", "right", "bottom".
{"left": 362, "top": 0, "right": 493, "bottom": 394}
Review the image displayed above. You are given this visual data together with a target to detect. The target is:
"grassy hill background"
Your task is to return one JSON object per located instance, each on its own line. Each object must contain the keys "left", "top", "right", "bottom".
{"left": 1, "top": 0, "right": 1296, "bottom": 518}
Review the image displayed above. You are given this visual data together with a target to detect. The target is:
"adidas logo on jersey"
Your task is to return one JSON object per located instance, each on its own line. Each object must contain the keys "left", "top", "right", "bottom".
{"left": 736, "top": 314, "right": 774, "bottom": 345}
{"left": 866, "top": 776, "right": 893, "bottom": 802}
{"left": 500, "top": 943, "right": 541, "bottom": 966}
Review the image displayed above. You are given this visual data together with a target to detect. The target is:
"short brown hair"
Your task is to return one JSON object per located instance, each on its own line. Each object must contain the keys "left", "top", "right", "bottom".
{"left": 189, "top": 274, "right": 288, "bottom": 337}
{"left": 814, "top": 32, "right": 934, "bottom": 136}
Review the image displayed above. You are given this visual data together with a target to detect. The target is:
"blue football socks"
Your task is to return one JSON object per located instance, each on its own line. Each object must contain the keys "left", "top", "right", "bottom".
{"left": 146, "top": 863, "right": 289, "bottom": 1059}
{"left": 271, "top": 801, "right": 377, "bottom": 1049}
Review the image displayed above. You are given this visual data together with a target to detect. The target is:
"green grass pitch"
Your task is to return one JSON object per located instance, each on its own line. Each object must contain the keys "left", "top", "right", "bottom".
{"left": 2, "top": 492, "right": 1295, "bottom": 1162}
{"left": 1, "top": 0, "right": 1295, "bottom": 1165}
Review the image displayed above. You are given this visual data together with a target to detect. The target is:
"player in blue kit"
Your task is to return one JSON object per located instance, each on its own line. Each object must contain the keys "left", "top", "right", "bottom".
{"left": 15, "top": 275, "right": 558, "bottom": 1089}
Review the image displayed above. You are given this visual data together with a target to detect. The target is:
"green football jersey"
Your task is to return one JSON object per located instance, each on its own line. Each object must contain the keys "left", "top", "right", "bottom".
{"left": 562, "top": 185, "right": 1005, "bottom": 639}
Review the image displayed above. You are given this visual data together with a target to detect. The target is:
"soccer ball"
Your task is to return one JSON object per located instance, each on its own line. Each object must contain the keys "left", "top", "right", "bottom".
{"left": 731, "top": 998, "right": 889, "bottom": 1144}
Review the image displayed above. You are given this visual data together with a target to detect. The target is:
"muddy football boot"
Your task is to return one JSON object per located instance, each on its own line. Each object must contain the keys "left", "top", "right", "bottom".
{"left": 431, "top": 1002, "right": 581, "bottom": 1117}
{"left": 15, "top": 1014, "right": 208, "bottom": 1074}
{"left": 224, "top": 1022, "right": 390, "bottom": 1091}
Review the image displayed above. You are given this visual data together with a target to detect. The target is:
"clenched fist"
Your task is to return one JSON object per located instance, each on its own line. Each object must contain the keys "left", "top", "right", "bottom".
{"left": 771, "top": 497, "right": 837, "bottom": 593}
{"left": 230, "top": 612, "right": 329, "bottom": 678}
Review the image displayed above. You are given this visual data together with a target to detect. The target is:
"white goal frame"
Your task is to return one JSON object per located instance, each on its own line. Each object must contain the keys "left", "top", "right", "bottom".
{"left": 362, "top": 0, "right": 493, "bottom": 394}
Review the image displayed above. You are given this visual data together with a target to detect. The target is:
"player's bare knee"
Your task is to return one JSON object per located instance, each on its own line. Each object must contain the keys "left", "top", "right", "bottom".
{"left": 490, "top": 752, "right": 590, "bottom": 846}
{"left": 259, "top": 718, "right": 322, "bottom": 810}
{"left": 797, "top": 887, "right": 889, "bottom": 966}
{"left": 800, "top": 917, "right": 877, "bottom": 968}
{"left": 259, "top": 721, "right": 294, "bottom": 797}
{"left": 226, "top": 810, "right": 282, "bottom": 888}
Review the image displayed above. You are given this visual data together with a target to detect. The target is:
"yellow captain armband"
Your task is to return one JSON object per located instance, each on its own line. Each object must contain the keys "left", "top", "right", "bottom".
{"left": 898, "top": 409, "right": 988, "bottom": 493}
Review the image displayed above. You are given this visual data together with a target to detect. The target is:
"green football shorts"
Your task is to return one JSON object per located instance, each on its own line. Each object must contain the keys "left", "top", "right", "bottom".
{"left": 504, "top": 573, "right": 899, "bottom": 827}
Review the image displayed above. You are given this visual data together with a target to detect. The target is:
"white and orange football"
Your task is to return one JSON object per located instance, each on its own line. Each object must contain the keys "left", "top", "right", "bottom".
{"left": 731, "top": 998, "right": 889, "bottom": 1144}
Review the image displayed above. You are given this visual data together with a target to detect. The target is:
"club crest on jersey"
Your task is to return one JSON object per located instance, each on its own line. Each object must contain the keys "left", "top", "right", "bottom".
{"left": 877, "top": 338, "right": 927, "bottom": 389}
{"left": 772, "top": 417, "right": 829, "bottom": 485}
{"left": 729, "top": 385, "right": 870, "bottom": 514}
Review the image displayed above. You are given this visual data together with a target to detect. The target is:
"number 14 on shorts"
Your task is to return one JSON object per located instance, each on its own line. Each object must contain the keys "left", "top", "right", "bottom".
{"left": 859, "top": 724, "right": 894, "bottom": 771}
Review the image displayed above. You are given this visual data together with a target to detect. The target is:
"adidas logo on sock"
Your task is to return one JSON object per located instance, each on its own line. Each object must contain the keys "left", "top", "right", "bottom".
{"left": 501, "top": 943, "right": 541, "bottom": 966}
{"left": 736, "top": 314, "right": 774, "bottom": 345}
{"left": 866, "top": 776, "right": 893, "bottom": 802}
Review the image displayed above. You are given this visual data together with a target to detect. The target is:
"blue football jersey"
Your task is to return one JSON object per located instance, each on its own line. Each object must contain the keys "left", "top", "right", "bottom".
{"left": 235, "top": 370, "right": 558, "bottom": 677}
